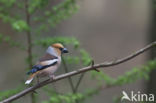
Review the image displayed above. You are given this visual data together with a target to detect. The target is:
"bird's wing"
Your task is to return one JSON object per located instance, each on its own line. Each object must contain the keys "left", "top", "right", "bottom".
{"left": 39, "top": 53, "right": 58, "bottom": 62}
{"left": 38, "top": 53, "right": 58, "bottom": 68}
{"left": 27, "top": 53, "right": 58, "bottom": 75}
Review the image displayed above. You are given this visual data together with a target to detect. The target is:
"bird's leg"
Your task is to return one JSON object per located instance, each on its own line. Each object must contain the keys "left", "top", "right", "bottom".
{"left": 37, "top": 75, "right": 40, "bottom": 84}
{"left": 48, "top": 74, "right": 55, "bottom": 81}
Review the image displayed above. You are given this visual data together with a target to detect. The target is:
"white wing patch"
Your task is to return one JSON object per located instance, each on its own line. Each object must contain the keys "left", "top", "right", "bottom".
{"left": 40, "top": 59, "right": 58, "bottom": 65}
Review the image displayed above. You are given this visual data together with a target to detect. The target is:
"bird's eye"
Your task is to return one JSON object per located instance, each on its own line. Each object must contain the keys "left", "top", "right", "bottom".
{"left": 59, "top": 48, "right": 63, "bottom": 51}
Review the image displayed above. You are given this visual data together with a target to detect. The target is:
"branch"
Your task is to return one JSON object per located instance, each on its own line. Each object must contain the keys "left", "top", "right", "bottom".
{"left": 1, "top": 41, "right": 156, "bottom": 103}
{"left": 24, "top": 0, "right": 35, "bottom": 103}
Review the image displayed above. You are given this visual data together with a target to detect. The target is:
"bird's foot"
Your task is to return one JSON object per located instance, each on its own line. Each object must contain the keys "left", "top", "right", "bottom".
{"left": 37, "top": 76, "right": 40, "bottom": 84}
{"left": 49, "top": 75, "right": 55, "bottom": 81}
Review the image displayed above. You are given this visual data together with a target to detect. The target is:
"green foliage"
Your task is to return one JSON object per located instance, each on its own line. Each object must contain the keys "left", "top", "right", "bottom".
{"left": 46, "top": 0, "right": 79, "bottom": 27}
{"left": 113, "top": 96, "right": 122, "bottom": 103}
{"left": 64, "top": 56, "right": 80, "bottom": 64}
{"left": 0, "top": 85, "right": 24, "bottom": 101}
{"left": 112, "top": 60, "right": 156, "bottom": 86}
{"left": 12, "top": 20, "right": 30, "bottom": 32}
{"left": 29, "top": 0, "right": 49, "bottom": 14}
{"left": 86, "top": 60, "right": 156, "bottom": 103}
{"left": 42, "top": 86, "right": 59, "bottom": 96}
{"left": 63, "top": 49, "right": 92, "bottom": 66}
{"left": 34, "top": 37, "right": 80, "bottom": 48}
{"left": 0, "top": 0, "right": 16, "bottom": 8}
{"left": 0, "top": 13, "right": 16, "bottom": 23}
{"left": 43, "top": 86, "right": 84, "bottom": 103}
{"left": 0, "top": 33, "right": 25, "bottom": 50}
{"left": 91, "top": 60, "right": 156, "bottom": 87}
{"left": 80, "top": 49, "right": 92, "bottom": 66}
{"left": 0, "top": 0, "right": 18, "bottom": 24}
{"left": 42, "top": 93, "right": 84, "bottom": 103}
{"left": 91, "top": 71, "right": 114, "bottom": 85}
{"left": 0, "top": 0, "right": 155, "bottom": 103}
{"left": 0, "top": 0, "right": 90, "bottom": 103}
{"left": 33, "top": 0, "right": 79, "bottom": 34}
{"left": 42, "top": 86, "right": 101, "bottom": 103}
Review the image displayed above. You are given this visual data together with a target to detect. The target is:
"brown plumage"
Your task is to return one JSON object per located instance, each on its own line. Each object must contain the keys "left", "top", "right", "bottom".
{"left": 39, "top": 53, "right": 58, "bottom": 62}
{"left": 25, "top": 43, "right": 68, "bottom": 84}
{"left": 51, "top": 43, "right": 64, "bottom": 48}
{"left": 51, "top": 43, "right": 65, "bottom": 56}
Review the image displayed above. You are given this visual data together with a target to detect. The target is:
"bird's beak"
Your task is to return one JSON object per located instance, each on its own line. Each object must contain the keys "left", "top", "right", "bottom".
{"left": 62, "top": 48, "right": 68, "bottom": 53}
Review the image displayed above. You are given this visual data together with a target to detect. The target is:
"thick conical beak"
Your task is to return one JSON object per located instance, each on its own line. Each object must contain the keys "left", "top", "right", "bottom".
{"left": 62, "top": 48, "right": 68, "bottom": 53}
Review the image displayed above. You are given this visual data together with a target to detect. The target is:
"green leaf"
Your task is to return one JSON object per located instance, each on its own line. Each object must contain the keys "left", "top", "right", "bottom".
{"left": 63, "top": 56, "right": 80, "bottom": 64}
{"left": 90, "top": 71, "right": 114, "bottom": 85}
{"left": 112, "top": 60, "right": 156, "bottom": 86}
{"left": 0, "top": 14, "right": 15, "bottom": 23}
{"left": 50, "top": 97, "right": 60, "bottom": 103}
{"left": 80, "top": 49, "right": 92, "bottom": 66}
{"left": 34, "top": 37, "right": 80, "bottom": 48}
{"left": 3, "top": 36, "right": 10, "bottom": 42}
{"left": 0, "top": 0, "right": 16, "bottom": 8}
{"left": 0, "top": 85, "right": 24, "bottom": 101}
{"left": 12, "top": 20, "right": 29, "bottom": 32}
{"left": 28, "top": 0, "right": 49, "bottom": 14}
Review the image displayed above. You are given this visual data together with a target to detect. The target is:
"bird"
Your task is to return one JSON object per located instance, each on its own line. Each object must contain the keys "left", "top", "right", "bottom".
{"left": 25, "top": 43, "right": 68, "bottom": 84}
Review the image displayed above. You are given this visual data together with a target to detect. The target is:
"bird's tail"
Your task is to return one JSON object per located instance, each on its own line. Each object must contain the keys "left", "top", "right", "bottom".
{"left": 25, "top": 72, "right": 38, "bottom": 84}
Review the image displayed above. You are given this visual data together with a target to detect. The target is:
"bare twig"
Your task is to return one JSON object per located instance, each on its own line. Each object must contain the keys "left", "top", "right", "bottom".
{"left": 74, "top": 73, "right": 85, "bottom": 93}
{"left": 25, "top": 0, "right": 33, "bottom": 68}
{"left": 62, "top": 57, "right": 84, "bottom": 93}
{"left": 62, "top": 57, "right": 80, "bottom": 103}
{"left": 62, "top": 57, "right": 75, "bottom": 92}
{"left": 24, "top": 0, "right": 35, "bottom": 103}
{"left": 1, "top": 41, "right": 156, "bottom": 103}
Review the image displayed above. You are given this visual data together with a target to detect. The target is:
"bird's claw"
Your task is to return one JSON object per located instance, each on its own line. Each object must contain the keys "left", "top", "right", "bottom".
{"left": 49, "top": 75, "right": 55, "bottom": 81}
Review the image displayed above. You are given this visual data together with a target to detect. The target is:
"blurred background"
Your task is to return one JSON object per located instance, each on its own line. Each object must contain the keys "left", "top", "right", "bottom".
{"left": 0, "top": 0, "right": 155, "bottom": 103}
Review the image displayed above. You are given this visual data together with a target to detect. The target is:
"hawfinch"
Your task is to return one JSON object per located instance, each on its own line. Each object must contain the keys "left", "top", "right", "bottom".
{"left": 25, "top": 43, "right": 68, "bottom": 84}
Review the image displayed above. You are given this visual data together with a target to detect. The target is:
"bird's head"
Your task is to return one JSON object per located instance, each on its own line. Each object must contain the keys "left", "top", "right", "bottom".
{"left": 51, "top": 43, "right": 68, "bottom": 55}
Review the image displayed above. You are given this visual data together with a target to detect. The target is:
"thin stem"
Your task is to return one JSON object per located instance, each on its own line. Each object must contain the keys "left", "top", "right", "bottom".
{"left": 24, "top": 0, "right": 35, "bottom": 103}
{"left": 62, "top": 57, "right": 82, "bottom": 103}
{"left": 25, "top": 0, "right": 33, "bottom": 68}
{"left": 74, "top": 73, "right": 85, "bottom": 93}
{"left": 62, "top": 57, "right": 75, "bottom": 92}
{"left": 1, "top": 41, "right": 156, "bottom": 103}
